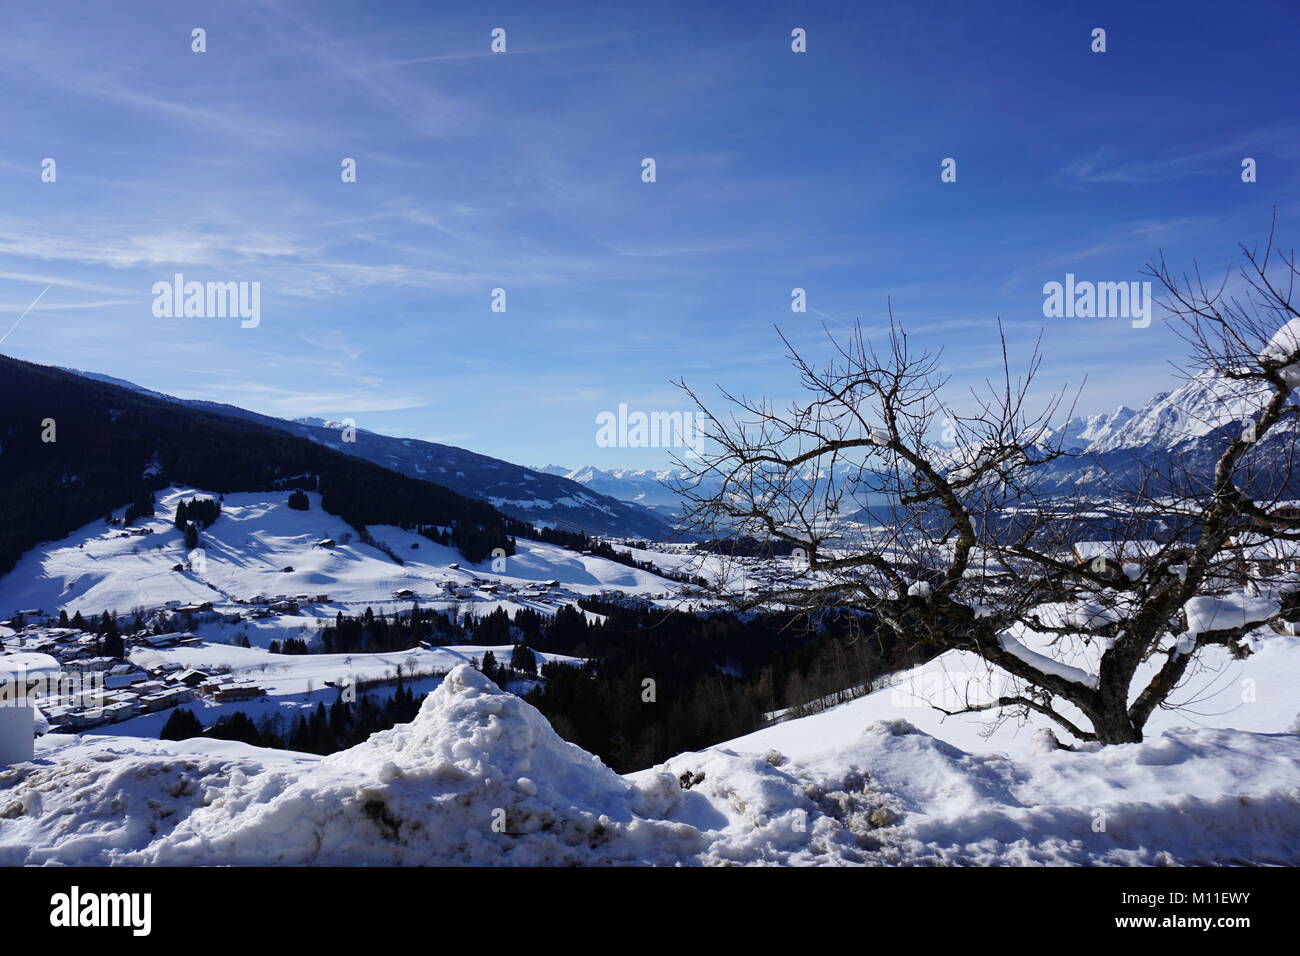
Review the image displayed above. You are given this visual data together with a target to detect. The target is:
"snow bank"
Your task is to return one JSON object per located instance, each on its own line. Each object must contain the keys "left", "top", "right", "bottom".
{"left": 1, "top": 666, "right": 705, "bottom": 865}
{"left": 1184, "top": 592, "right": 1279, "bottom": 635}
{"left": 3, "top": 664, "right": 1298, "bottom": 865}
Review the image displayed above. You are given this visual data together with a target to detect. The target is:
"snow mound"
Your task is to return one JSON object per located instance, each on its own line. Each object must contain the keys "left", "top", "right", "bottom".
{"left": 1, "top": 666, "right": 704, "bottom": 865}
{"left": 135, "top": 665, "right": 706, "bottom": 865}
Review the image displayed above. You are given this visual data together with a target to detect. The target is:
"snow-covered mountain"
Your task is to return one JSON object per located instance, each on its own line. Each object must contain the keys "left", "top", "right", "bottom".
{"left": 1032, "top": 370, "right": 1300, "bottom": 496}
{"left": 55, "top": 367, "right": 673, "bottom": 540}
{"left": 558, "top": 465, "right": 706, "bottom": 519}
{"left": 1042, "top": 405, "right": 1136, "bottom": 452}
{"left": 1048, "top": 371, "right": 1286, "bottom": 455}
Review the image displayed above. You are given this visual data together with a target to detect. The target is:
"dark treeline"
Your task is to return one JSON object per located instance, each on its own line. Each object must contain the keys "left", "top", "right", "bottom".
{"left": 522, "top": 599, "right": 933, "bottom": 772}
{"left": 174, "top": 496, "right": 221, "bottom": 529}
{"left": 160, "top": 682, "right": 425, "bottom": 754}
{"left": 320, "top": 606, "right": 465, "bottom": 653}
{"left": 414, "top": 522, "right": 519, "bottom": 565}
{"left": 318, "top": 604, "right": 560, "bottom": 654}
{"left": 696, "top": 536, "right": 798, "bottom": 558}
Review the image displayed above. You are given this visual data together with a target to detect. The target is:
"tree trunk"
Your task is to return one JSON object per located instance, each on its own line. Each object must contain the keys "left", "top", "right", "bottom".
{"left": 1089, "top": 705, "right": 1143, "bottom": 744}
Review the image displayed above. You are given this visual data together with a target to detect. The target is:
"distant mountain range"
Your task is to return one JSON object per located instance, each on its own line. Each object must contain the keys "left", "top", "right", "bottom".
{"left": 549, "top": 369, "right": 1300, "bottom": 514}
{"left": 1042, "top": 371, "right": 1290, "bottom": 455}
{"left": 1031, "top": 369, "right": 1300, "bottom": 496}
{"left": 543, "top": 465, "right": 705, "bottom": 519}
{"left": 61, "top": 368, "right": 674, "bottom": 541}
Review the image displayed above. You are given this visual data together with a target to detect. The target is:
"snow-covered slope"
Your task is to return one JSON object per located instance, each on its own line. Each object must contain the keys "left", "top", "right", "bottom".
{"left": 1043, "top": 406, "right": 1136, "bottom": 452}
{"left": 4, "top": 663, "right": 1297, "bottom": 865}
{"left": 723, "top": 626, "right": 1300, "bottom": 758}
{"left": 0, "top": 486, "right": 678, "bottom": 618}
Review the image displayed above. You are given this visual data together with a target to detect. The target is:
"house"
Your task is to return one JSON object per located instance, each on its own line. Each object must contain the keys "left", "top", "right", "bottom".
{"left": 99, "top": 700, "right": 137, "bottom": 722}
{"left": 140, "top": 686, "right": 195, "bottom": 711}
{"left": 213, "top": 684, "right": 264, "bottom": 703}
{"left": 393, "top": 588, "right": 415, "bottom": 599}
{"left": 63, "top": 657, "right": 116, "bottom": 674}
{"left": 316, "top": 538, "right": 336, "bottom": 549}
{"left": 135, "top": 632, "right": 191, "bottom": 649}
{"left": 170, "top": 668, "right": 210, "bottom": 687}
{"left": 139, "top": 691, "right": 176, "bottom": 712}
{"left": 104, "top": 665, "right": 148, "bottom": 689}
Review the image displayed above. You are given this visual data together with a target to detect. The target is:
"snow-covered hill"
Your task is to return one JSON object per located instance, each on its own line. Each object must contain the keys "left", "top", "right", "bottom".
{"left": 0, "top": 486, "right": 679, "bottom": 619}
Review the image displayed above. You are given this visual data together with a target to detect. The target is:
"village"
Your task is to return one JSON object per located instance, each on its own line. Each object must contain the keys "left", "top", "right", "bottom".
{"left": 0, "top": 568, "right": 664, "bottom": 736}
{"left": 6, "top": 498, "right": 1300, "bottom": 738}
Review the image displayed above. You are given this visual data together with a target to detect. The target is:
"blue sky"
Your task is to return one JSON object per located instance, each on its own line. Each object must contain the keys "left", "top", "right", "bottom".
{"left": 1, "top": 0, "right": 1297, "bottom": 469}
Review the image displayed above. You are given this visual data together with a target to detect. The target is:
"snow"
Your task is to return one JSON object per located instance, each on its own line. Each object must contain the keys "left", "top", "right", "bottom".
{"left": 3, "top": 663, "right": 1297, "bottom": 865}
{"left": 1262, "top": 318, "right": 1300, "bottom": 387}
{"left": 1, "top": 666, "right": 707, "bottom": 865}
{"left": 3, "top": 485, "right": 1299, "bottom": 864}
{"left": 0, "top": 486, "right": 678, "bottom": 619}
{"left": 0, "top": 653, "right": 60, "bottom": 680}
{"left": 1183, "top": 592, "right": 1279, "bottom": 635}
{"left": 727, "top": 626, "right": 1300, "bottom": 756}
{"left": 996, "top": 632, "right": 1098, "bottom": 688}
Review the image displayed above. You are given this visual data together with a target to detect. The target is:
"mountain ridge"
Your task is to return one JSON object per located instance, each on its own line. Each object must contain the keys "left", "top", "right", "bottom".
{"left": 53, "top": 368, "right": 674, "bottom": 540}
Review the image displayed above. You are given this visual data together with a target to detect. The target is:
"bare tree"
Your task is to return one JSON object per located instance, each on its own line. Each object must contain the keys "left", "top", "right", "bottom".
{"left": 673, "top": 227, "right": 1300, "bottom": 745}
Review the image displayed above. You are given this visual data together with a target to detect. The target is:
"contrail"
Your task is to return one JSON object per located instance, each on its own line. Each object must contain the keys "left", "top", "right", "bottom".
{"left": 0, "top": 284, "right": 52, "bottom": 347}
